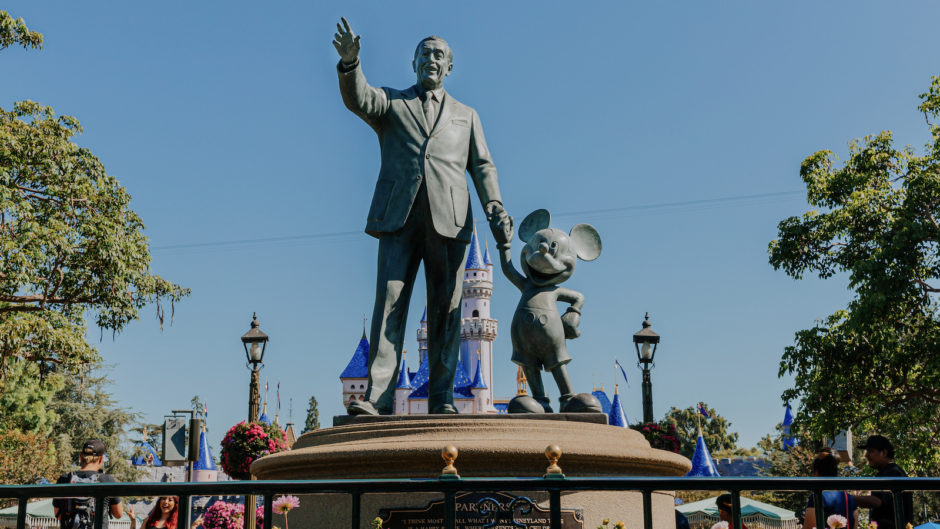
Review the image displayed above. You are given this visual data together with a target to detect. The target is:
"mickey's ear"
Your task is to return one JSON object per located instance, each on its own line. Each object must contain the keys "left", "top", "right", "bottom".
{"left": 569, "top": 224, "right": 602, "bottom": 261}
{"left": 519, "top": 209, "right": 551, "bottom": 242}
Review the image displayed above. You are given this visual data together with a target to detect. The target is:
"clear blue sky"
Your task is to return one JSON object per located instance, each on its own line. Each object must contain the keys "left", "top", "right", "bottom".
{"left": 4, "top": 2, "right": 939, "bottom": 454}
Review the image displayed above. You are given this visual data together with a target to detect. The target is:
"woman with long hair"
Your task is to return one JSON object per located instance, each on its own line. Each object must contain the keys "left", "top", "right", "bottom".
{"left": 143, "top": 497, "right": 179, "bottom": 529}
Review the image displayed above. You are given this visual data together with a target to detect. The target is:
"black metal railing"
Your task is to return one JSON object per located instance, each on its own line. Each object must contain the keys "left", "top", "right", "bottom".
{"left": 3, "top": 476, "right": 938, "bottom": 529}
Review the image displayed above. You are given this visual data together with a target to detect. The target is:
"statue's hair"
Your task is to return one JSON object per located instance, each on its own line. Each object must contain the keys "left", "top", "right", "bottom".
{"left": 413, "top": 35, "right": 453, "bottom": 62}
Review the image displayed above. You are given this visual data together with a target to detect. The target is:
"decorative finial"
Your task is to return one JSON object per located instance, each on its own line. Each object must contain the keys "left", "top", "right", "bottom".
{"left": 440, "top": 445, "right": 460, "bottom": 479}
{"left": 642, "top": 312, "right": 651, "bottom": 328}
{"left": 251, "top": 312, "right": 260, "bottom": 328}
{"left": 516, "top": 366, "right": 528, "bottom": 396}
{"left": 544, "top": 445, "right": 564, "bottom": 479}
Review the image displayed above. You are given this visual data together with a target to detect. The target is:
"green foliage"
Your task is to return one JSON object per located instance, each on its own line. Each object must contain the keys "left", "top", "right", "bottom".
{"left": 769, "top": 75, "right": 940, "bottom": 476}
{"left": 0, "top": 10, "right": 42, "bottom": 50}
{"left": 0, "top": 359, "right": 62, "bottom": 434}
{"left": 0, "top": 429, "right": 58, "bottom": 484}
{"left": 1, "top": 100, "right": 190, "bottom": 376}
{"left": 662, "top": 403, "right": 740, "bottom": 460}
{"left": 49, "top": 362, "right": 141, "bottom": 482}
{"left": 302, "top": 395, "right": 319, "bottom": 433}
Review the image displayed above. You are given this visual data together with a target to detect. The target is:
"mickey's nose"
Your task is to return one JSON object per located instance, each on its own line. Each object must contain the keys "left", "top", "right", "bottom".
{"left": 538, "top": 242, "right": 549, "bottom": 255}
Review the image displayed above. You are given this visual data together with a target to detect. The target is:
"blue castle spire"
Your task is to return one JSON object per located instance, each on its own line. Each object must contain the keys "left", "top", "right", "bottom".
{"left": 465, "top": 229, "right": 485, "bottom": 270}
{"left": 259, "top": 402, "right": 272, "bottom": 425}
{"left": 592, "top": 389, "right": 612, "bottom": 415}
{"left": 608, "top": 385, "right": 628, "bottom": 427}
{"left": 482, "top": 241, "right": 492, "bottom": 266}
{"left": 396, "top": 354, "right": 412, "bottom": 389}
{"left": 686, "top": 429, "right": 720, "bottom": 477}
{"left": 131, "top": 440, "right": 162, "bottom": 466}
{"left": 194, "top": 428, "right": 216, "bottom": 471}
{"left": 340, "top": 330, "right": 370, "bottom": 378}
{"left": 471, "top": 353, "right": 487, "bottom": 390}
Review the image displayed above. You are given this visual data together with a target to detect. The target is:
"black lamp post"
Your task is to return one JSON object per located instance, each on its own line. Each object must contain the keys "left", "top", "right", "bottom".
{"left": 240, "top": 312, "right": 268, "bottom": 529}
{"left": 241, "top": 312, "right": 268, "bottom": 423}
{"left": 632, "top": 313, "right": 660, "bottom": 424}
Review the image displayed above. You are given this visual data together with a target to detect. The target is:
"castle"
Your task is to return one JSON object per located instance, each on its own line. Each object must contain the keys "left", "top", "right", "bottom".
{"left": 340, "top": 230, "right": 509, "bottom": 414}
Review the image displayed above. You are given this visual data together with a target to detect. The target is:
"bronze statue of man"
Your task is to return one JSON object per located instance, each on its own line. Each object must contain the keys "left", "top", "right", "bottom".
{"left": 333, "top": 18, "right": 511, "bottom": 415}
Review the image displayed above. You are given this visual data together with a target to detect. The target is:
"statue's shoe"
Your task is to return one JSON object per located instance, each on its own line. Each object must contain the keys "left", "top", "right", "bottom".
{"left": 347, "top": 400, "right": 382, "bottom": 416}
{"left": 508, "top": 395, "right": 547, "bottom": 414}
{"left": 430, "top": 404, "right": 458, "bottom": 414}
{"left": 559, "top": 393, "right": 604, "bottom": 413}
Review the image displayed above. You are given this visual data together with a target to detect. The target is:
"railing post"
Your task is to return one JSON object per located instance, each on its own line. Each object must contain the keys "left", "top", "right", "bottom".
{"left": 263, "top": 494, "right": 273, "bottom": 529}
{"left": 892, "top": 490, "right": 905, "bottom": 529}
{"left": 351, "top": 491, "right": 360, "bottom": 529}
{"left": 16, "top": 497, "right": 27, "bottom": 529}
{"left": 92, "top": 495, "right": 105, "bottom": 529}
{"left": 812, "top": 490, "right": 825, "bottom": 529}
{"left": 178, "top": 494, "right": 191, "bottom": 529}
{"left": 550, "top": 489, "right": 562, "bottom": 529}
{"left": 730, "top": 490, "right": 742, "bottom": 529}
{"left": 444, "top": 491, "right": 456, "bottom": 529}
{"left": 641, "top": 490, "right": 653, "bottom": 529}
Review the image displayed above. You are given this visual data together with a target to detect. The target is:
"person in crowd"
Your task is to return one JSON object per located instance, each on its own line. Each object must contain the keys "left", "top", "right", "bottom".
{"left": 716, "top": 494, "right": 749, "bottom": 529}
{"left": 852, "top": 436, "right": 913, "bottom": 529}
{"left": 143, "top": 497, "right": 178, "bottom": 529}
{"left": 53, "top": 439, "right": 124, "bottom": 529}
{"left": 142, "top": 498, "right": 203, "bottom": 529}
{"left": 804, "top": 450, "right": 857, "bottom": 529}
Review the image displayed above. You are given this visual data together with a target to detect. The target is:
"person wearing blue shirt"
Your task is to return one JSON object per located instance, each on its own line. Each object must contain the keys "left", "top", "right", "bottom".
{"left": 804, "top": 450, "right": 857, "bottom": 529}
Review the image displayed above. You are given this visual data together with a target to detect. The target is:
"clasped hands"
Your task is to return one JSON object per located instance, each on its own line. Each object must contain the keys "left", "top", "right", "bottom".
{"left": 485, "top": 201, "right": 513, "bottom": 250}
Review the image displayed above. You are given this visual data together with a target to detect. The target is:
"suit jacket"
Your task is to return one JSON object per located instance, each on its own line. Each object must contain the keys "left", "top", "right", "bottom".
{"left": 338, "top": 61, "right": 501, "bottom": 242}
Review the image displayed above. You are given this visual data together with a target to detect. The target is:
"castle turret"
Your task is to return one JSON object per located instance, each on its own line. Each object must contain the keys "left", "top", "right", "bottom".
{"left": 461, "top": 230, "right": 497, "bottom": 412}
{"left": 340, "top": 329, "right": 369, "bottom": 407}
{"left": 394, "top": 352, "right": 413, "bottom": 414}
{"left": 416, "top": 306, "right": 428, "bottom": 365}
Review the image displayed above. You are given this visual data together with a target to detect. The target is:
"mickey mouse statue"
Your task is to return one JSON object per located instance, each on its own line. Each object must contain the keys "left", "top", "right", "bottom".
{"left": 495, "top": 208, "right": 604, "bottom": 414}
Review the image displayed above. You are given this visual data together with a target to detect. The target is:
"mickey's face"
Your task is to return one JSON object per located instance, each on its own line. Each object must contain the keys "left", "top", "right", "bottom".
{"left": 521, "top": 228, "right": 577, "bottom": 286}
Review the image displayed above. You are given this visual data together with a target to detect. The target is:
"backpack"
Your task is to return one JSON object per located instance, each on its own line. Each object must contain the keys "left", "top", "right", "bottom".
{"left": 62, "top": 472, "right": 100, "bottom": 529}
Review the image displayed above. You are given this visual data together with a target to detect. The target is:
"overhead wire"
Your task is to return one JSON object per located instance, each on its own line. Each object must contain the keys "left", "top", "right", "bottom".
{"left": 151, "top": 189, "right": 805, "bottom": 254}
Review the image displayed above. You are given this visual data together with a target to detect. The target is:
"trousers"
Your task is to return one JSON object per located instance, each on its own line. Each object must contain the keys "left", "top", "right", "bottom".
{"left": 365, "top": 183, "right": 469, "bottom": 413}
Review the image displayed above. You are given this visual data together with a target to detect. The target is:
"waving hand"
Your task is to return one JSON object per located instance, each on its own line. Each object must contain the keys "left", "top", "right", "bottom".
{"left": 332, "top": 17, "right": 360, "bottom": 64}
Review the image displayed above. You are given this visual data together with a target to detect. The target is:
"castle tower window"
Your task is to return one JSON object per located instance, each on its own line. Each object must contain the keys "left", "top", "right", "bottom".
{"left": 472, "top": 310, "right": 479, "bottom": 317}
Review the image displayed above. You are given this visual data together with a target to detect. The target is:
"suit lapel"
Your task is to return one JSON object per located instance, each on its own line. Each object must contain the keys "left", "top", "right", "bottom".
{"left": 429, "top": 90, "right": 454, "bottom": 138}
{"left": 403, "top": 85, "right": 430, "bottom": 136}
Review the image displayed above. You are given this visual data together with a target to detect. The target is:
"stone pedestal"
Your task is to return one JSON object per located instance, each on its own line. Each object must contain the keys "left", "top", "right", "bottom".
{"left": 252, "top": 414, "right": 690, "bottom": 529}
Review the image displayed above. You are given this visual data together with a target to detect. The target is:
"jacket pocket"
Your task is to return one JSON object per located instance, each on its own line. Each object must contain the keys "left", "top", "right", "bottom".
{"left": 451, "top": 185, "right": 469, "bottom": 227}
{"left": 368, "top": 179, "right": 396, "bottom": 222}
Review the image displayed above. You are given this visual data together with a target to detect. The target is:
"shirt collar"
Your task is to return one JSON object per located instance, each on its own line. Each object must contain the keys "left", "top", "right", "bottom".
{"left": 419, "top": 86, "right": 444, "bottom": 102}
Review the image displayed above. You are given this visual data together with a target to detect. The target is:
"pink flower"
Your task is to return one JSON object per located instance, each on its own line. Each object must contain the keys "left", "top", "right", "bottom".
{"left": 272, "top": 496, "right": 300, "bottom": 514}
{"left": 827, "top": 515, "right": 848, "bottom": 529}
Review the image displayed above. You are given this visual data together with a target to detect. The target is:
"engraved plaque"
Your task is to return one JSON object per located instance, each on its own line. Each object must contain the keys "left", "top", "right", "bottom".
{"left": 378, "top": 491, "right": 583, "bottom": 529}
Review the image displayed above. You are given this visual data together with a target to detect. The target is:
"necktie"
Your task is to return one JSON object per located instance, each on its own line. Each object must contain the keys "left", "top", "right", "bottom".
{"left": 423, "top": 91, "right": 436, "bottom": 130}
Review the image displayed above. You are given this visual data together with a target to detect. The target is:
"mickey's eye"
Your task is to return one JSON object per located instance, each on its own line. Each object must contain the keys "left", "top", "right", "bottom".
{"left": 549, "top": 241, "right": 558, "bottom": 254}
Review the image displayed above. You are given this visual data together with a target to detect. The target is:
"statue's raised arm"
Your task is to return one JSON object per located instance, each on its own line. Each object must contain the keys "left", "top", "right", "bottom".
{"left": 332, "top": 17, "right": 360, "bottom": 65}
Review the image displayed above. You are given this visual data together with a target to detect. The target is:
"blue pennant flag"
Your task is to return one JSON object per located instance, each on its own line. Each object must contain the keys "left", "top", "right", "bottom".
{"left": 782, "top": 403, "right": 796, "bottom": 451}
{"left": 697, "top": 403, "right": 710, "bottom": 419}
{"left": 614, "top": 359, "right": 629, "bottom": 387}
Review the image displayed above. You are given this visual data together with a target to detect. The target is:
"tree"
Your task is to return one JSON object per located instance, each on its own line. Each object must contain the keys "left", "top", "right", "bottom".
{"left": 769, "top": 75, "right": 940, "bottom": 476}
{"left": 0, "top": 359, "right": 61, "bottom": 435}
{"left": 662, "top": 403, "right": 740, "bottom": 460}
{"left": 0, "top": 430, "right": 58, "bottom": 485}
{"left": 48, "top": 362, "right": 141, "bottom": 482}
{"left": 1, "top": 12, "right": 189, "bottom": 380}
{"left": 0, "top": 10, "right": 43, "bottom": 50}
{"left": 302, "top": 396, "right": 320, "bottom": 433}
